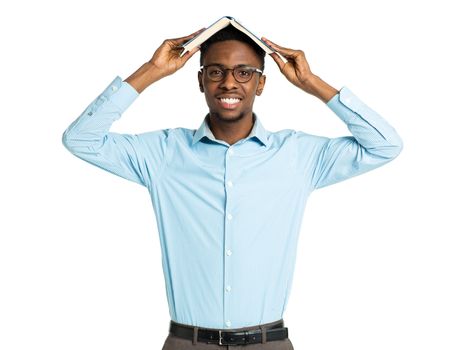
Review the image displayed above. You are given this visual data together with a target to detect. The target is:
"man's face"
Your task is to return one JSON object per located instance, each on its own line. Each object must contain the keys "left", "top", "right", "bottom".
{"left": 198, "top": 40, "right": 266, "bottom": 123}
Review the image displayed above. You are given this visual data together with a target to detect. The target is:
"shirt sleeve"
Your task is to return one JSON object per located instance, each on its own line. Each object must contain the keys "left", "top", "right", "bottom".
{"left": 296, "top": 86, "right": 403, "bottom": 190}
{"left": 62, "top": 76, "right": 169, "bottom": 188}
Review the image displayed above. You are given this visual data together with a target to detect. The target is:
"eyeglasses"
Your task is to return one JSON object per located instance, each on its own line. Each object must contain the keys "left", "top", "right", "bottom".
{"left": 200, "top": 64, "right": 263, "bottom": 83}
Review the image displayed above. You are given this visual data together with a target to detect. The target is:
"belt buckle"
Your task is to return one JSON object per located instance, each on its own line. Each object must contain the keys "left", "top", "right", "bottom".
{"left": 218, "top": 330, "right": 235, "bottom": 346}
{"left": 218, "top": 330, "right": 224, "bottom": 346}
{"left": 218, "top": 329, "right": 248, "bottom": 346}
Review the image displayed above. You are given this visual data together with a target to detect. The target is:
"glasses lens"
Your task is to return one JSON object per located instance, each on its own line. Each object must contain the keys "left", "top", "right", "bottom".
{"left": 206, "top": 66, "right": 224, "bottom": 81}
{"left": 204, "top": 65, "right": 258, "bottom": 82}
{"left": 234, "top": 67, "right": 253, "bottom": 82}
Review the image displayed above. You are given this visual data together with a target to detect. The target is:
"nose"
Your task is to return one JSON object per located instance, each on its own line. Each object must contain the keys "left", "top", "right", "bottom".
{"left": 219, "top": 69, "right": 239, "bottom": 90}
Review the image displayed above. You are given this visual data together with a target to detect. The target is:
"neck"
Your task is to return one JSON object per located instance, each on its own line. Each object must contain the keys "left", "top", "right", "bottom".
{"left": 207, "top": 113, "right": 255, "bottom": 146}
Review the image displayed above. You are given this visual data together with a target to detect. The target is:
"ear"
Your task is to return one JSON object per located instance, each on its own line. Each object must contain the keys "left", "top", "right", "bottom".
{"left": 256, "top": 74, "right": 266, "bottom": 96}
{"left": 198, "top": 70, "right": 204, "bottom": 93}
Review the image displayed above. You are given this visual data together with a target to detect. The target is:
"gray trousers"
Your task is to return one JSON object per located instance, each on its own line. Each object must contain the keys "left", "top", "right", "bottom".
{"left": 161, "top": 318, "right": 294, "bottom": 350}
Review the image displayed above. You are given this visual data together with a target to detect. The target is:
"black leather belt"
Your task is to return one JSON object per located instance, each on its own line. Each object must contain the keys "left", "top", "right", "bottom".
{"left": 169, "top": 319, "right": 288, "bottom": 346}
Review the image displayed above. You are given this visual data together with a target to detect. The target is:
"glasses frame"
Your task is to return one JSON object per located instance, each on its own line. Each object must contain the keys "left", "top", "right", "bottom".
{"left": 200, "top": 64, "right": 263, "bottom": 83}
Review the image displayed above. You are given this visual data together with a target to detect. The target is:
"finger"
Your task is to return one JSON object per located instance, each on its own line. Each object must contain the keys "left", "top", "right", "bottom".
{"left": 262, "top": 37, "right": 299, "bottom": 58}
{"left": 268, "top": 52, "right": 286, "bottom": 71}
{"left": 179, "top": 45, "right": 201, "bottom": 62}
{"left": 171, "top": 27, "right": 206, "bottom": 45}
{"left": 261, "top": 37, "right": 292, "bottom": 52}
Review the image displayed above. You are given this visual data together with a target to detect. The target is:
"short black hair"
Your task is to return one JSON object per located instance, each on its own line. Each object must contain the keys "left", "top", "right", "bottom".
{"left": 199, "top": 25, "right": 265, "bottom": 71}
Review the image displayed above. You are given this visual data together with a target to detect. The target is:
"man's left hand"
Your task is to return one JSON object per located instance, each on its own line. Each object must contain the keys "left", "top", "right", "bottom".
{"left": 262, "top": 38, "right": 316, "bottom": 91}
{"left": 262, "top": 37, "right": 339, "bottom": 103}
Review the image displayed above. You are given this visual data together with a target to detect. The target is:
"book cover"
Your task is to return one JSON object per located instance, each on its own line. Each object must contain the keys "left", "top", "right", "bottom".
{"left": 182, "top": 16, "right": 275, "bottom": 55}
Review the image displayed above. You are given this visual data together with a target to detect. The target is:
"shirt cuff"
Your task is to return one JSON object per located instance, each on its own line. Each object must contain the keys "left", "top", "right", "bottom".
{"left": 326, "top": 86, "right": 370, "bottom": 123}
{"left": 100, "top": 76, "right": 140, "bottom": 113}
{"left": 325, "top": 86, "right": 402, "bottom": 144}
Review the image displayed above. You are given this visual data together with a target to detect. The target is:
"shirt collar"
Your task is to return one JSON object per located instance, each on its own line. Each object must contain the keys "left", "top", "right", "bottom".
{"left": 192, "top": 113, "right": 270, "bottom": 147}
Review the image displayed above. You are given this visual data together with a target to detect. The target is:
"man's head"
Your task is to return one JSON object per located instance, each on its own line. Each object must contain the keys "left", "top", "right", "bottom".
{"left": 199, "top": 26, "right": 266, "bottom": 71}
{"left": 198, "top": 26, "right": 267, "bottom": 124}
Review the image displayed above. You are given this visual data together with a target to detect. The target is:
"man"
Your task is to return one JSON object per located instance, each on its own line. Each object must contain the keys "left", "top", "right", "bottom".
{"left": 62, "top": 24, "right": 402, "bottom": 349}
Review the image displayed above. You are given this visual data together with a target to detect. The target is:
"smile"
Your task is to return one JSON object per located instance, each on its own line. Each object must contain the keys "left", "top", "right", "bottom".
{"left": 217, "top": 97, "right": 242, "bottom": 109}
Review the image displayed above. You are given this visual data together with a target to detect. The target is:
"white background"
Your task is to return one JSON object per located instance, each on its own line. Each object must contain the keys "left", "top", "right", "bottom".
{"left": 1, "top": 0, "right": 461, "bottom": 349}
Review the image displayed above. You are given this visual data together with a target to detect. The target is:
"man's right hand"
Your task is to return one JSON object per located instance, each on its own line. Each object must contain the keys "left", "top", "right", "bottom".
{"left": 124, "top": 28, "right": 205, "bottom": 93}
{"left": 148, "top": 28, "right": 205, "bottom": 79}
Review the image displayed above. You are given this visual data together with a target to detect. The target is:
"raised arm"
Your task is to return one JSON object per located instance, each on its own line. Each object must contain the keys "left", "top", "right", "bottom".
{"left": 124, "top": 28, "right": 205, "bottom": 93}
{"left": 62, "top": 29, "right": 204, "bottom": 187}
{"left": 261, "top": 37, "right": 403, "bottom": 190}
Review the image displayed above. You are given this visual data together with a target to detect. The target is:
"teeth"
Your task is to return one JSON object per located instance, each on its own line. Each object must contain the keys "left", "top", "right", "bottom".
{"left": 220, "top": 98, "right": 240, "bottom": 104}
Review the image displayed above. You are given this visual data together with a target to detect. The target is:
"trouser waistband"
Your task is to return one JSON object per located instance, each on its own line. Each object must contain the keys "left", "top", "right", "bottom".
{"left": 169, "top": 319, "right": 288, "bottom": 346}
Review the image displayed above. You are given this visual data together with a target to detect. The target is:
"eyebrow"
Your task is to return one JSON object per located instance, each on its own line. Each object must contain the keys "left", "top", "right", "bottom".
{"left": 205, "top": 63, "right": 253, "bottom": 68}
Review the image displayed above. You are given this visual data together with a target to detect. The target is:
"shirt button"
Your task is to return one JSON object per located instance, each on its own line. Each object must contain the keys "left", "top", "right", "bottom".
{"left": 226, "top": 285, "right": 231, "bottom": 292}
{"left": 227, "top": 181, "right": 233, "bottom": 187}
{"left": 226, "top": 320, "right": 232, "bottom": 328}
{"left": 229, "top": 148, "right": 234, "bottom": 155}
{"left": 227, "top": 213, "right": 233, "bottom": 220}
{"left": 226, "top": 249, "right": 232, "bottom": 256}
{"left": 111, "top": 85, "right": 117, "bottom": 91}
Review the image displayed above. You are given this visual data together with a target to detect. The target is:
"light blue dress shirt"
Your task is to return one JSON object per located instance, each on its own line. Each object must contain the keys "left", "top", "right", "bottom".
{"left": 62, "top": 76, "right": 402, "bottom": 330}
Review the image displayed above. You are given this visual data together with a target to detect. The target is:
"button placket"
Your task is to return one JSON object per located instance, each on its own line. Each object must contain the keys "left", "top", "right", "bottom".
{"left": 223, "top": 145, "right": 236, "bottom": 328}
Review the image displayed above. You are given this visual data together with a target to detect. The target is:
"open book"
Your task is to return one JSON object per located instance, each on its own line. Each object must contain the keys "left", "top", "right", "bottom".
{"left": 182, "top": 16, "right": 275, "bottom": 55}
